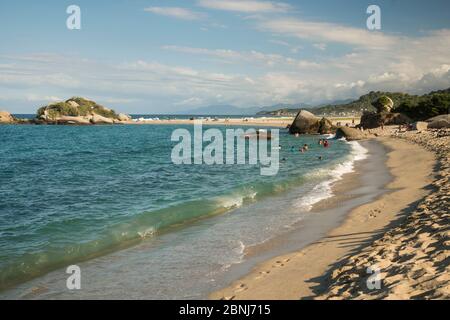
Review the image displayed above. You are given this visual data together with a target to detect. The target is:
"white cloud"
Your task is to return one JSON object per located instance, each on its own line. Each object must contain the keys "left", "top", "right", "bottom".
{"left": 257, "top": 17, "right": 397, "bottom": 49}
{"left": 162, "top": 45, "right": 320, "bottom": 69}
{"left": 313, "top": 43, "right": 327, "bottom": 51}
{"left": 26, "top": 95, "right": 62, "bottom": 102}
{"left": 197, "top": 0, "right": 290, "bottom": 13}
{"left": 144, "top": 7, "right": 205, "bottom": 20}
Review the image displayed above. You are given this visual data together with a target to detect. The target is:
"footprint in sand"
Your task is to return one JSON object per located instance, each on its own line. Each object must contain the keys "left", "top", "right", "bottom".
{"left": 273, "top": 259, "right": 290, "bottom": 268}
{"left": 255, "top": 270, "right": 271, "bottom": 280}
{"left": 234, "top": 283, "right": 248, "bottom": 293}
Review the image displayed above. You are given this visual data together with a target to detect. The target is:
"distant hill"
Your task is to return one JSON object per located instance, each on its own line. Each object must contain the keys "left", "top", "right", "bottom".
{"left": 177, "top": 88, "right": 449, "bottom": 118}
{"left": 258, "top": 91, "right": 440, "bottom": 117}
{"left": 309, "top": 91, "right": 417, "bottom": 117}
{"left": 176, "top": 103, "right": 310, "bottom": 116}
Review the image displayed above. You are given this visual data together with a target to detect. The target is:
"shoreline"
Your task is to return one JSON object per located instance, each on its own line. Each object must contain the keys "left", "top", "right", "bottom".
{"left": 210, "top": 135, "right": 439, "bottom": 300}
{"left": 2, "top": 116, "right": 360, "bottom": 128}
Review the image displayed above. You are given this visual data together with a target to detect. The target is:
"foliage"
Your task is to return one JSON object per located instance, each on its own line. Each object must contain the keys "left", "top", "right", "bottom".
{"left": 36, "top": 97, "right": 119, "bottom": 119}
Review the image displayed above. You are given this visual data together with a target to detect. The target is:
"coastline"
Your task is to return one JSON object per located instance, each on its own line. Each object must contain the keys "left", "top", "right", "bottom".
{"left": 210, "top": 135, "right": 440, "bottom": 300}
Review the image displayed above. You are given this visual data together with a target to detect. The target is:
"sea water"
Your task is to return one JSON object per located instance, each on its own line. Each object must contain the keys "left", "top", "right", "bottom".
{"left": 0, "top": 124, "right": 366, "bottom": 298}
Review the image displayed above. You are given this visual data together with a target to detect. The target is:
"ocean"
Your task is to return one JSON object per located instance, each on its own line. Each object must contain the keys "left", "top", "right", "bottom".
{"left": 0, "top": 123, "right": 368, "bottom": 299}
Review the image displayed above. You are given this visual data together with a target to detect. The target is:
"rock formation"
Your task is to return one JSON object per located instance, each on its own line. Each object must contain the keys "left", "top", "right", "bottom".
{"left": 359, "top": 96, "right": 411, "bottom": 129}
{"left": 318, "top": 117, "right": 334, "bottom": 134}
{"left": 0, "top": 110, "right": 15, "bottom": 124}
{"left": 335, "top": 127, "right": 368, "bottom": 141}
{"left": 412, "top": 121, "right": 428, "bottom": 131}
{"left": 35, "top": 97, "right": 132, "bottom": 125}
{"left": 372, "top": 95, "right": 394, "bottom": 113}
{"left": 289, "top": 110, "right": 334, "bottom": 135}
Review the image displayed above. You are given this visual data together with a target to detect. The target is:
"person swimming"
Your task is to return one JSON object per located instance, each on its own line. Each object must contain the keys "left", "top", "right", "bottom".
{"left": 323, "top": 140, "right": 330, "bottom": 148}
{"left": 303, "top": 144, "right": 309, "bottom": 151}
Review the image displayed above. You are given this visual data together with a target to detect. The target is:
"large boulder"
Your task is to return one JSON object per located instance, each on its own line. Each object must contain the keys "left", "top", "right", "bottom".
{"left": 117, "top": 113, "right": 132, "bottom": 122}
{"left": 335, "top": 127, "right": 367, "bottom": 141}
{"left": 90, "top": 114, "right": 114, "bottom": 124}
{"left": 373, "top": 96, "right": 394, "bottom": 113}
{"left": 56, "top": 116, "right": 91, "bottom": 125}
{"left": 0, "top": 110, "right": 15, "bottom": 123}
{"left": 428, "top": 119, "right": 450, "bottom": 129}
{"left": 426, "top": 114, "right": 450, "bottom": 123}
{"left": 318, "top": 117, "right": 334, "bottom": 134}
{"left": 289, "top": 110, "right": 320, "bottom": 134}
{"left": 360, "top": 112, "right": 411, "bottom": 129}
{"left": 411, "top": 121, "right": 428, "bottom": 131}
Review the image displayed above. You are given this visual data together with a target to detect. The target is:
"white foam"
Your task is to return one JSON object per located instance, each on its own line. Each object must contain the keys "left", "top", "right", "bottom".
{"left": 294, "top": 141, "right": 368, "bottom": 211}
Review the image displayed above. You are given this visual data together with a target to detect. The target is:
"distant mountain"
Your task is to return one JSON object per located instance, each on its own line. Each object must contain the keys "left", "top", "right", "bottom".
{"left": 258, "top": 92, "right": 422, "bottom": 117}
{"left": 257, "top": 87, "right": 450, "bottom": 119}
{"left": 176, "top": 103, "right": 310, "bottom": 116}
{"left": 177, "top": 87, "right": 450, "bottom": 118}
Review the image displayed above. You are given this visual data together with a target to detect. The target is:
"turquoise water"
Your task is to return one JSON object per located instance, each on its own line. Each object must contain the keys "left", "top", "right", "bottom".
{"left": 0, "top": 124, "right": 355, "bottom": 293}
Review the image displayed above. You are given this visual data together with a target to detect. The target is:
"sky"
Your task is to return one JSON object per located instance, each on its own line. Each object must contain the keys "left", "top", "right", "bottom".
{"left": 1, "top": 0, "right": 450, "bottom": 113}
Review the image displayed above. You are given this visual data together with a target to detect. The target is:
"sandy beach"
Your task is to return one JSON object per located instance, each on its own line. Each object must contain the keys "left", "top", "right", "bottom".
{"left": 125, "top": 117, "right": 359, "bottom": 128}
{"left": 211, "top": 130, "right": 449, "bottom": 300}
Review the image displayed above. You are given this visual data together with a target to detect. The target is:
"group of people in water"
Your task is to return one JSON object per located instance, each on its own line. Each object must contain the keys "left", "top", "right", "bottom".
{"left": 284, "top": 138, "right": 331, "bottom": 162}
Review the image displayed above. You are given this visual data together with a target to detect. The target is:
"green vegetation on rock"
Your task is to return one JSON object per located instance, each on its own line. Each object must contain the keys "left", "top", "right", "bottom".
{"left": 37, "top": 97, "right": 119, "bottom": 120}
{"left": 259, "top": 88, "right": 450, "bottom": 120}
{"left": 395, "top": 88, "right": 450, "bottom": 121}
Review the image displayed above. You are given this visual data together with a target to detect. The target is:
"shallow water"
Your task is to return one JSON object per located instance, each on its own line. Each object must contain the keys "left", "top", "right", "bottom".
{"left": 0, "top": 124, "right": 359, "bottom": 297}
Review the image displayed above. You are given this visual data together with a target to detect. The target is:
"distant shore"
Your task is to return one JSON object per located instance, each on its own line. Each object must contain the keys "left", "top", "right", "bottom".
{"left": 127, "top": 116, "right": 359, "bottom": 128}
{"left": 211, "top": 129, "right": 449, "bottom": 300}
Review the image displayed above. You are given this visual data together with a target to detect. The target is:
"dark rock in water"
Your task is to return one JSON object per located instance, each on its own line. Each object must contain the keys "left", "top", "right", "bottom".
{"left": 289, "top": 110, "right": 320, "bottom": 134}
{"left": 335, "top": 127, "right": 367, "bottom": 141}
{"left": 318, "top": 117, "right": 334, "bottom": 134}
{"left": 360, "top": 112, "right": 411, "bottom": 129}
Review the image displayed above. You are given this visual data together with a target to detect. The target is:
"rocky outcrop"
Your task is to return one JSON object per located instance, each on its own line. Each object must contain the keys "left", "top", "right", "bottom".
{"left": 428, "top": 119, "right": 450, "bottom": 129}
{"left": 35, "top": 97, "right": 130, "bottom": 125}
{"left": 318, "top": 117, "right": 334, "bottom": 134}
{"left": 360, "top": 112, "right": 411, "bottom": 129}
{"left": 55, "top": 116, "right": 91, "bottom": 125}
{"left": 426, "top": 114, "right": 450, "bottom": 123}
{"left": 117, "top": 113, "right": 132, "bottom": 122}
{"left": 0, "top": 110, "right": 15, "bottom": 124}
{"left": 289, "top": 110, "right": 334, "bottom": 135}
{"left": 373, "top": 96, "right": 394, "bottom": 113}
{"left": 90, "top": 114, "right": 114, "bottom": 124}
{"left": 289, "top": 110, "right": 319, "bottom": 134}
{"left": 335, "top": 127, "right": 368, "bottom": 141}
{"left": 359, "top": 95, "right": 411, "bottom": 129}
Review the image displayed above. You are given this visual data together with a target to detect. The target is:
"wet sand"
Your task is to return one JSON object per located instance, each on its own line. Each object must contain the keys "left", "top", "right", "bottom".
{"left": 210, "top": 137, "right": 438, "bottom": 300}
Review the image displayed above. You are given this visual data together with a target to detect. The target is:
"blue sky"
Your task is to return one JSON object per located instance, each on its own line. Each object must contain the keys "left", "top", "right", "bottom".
{"left": 1, "top": 0, "right": 450, "bottom": 113}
